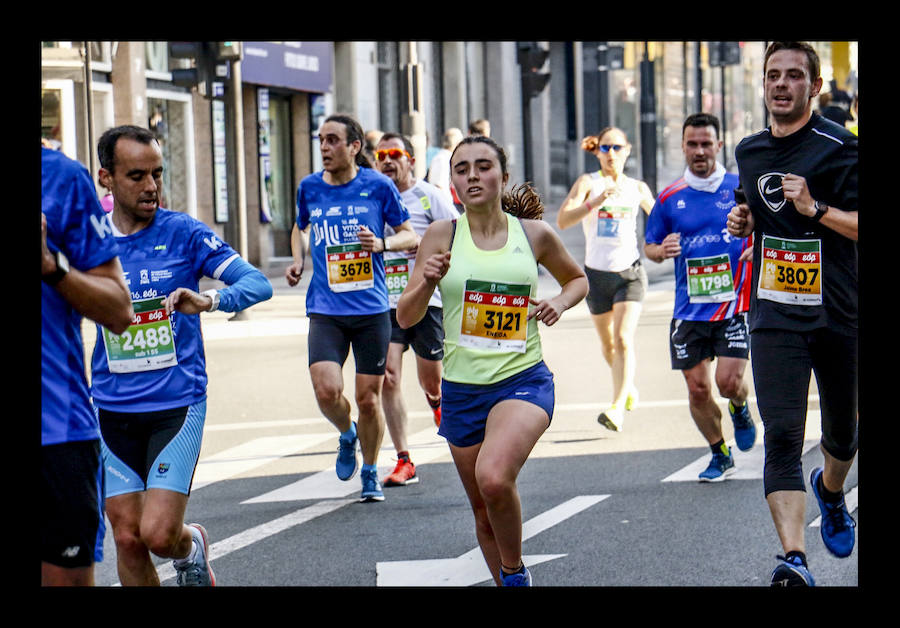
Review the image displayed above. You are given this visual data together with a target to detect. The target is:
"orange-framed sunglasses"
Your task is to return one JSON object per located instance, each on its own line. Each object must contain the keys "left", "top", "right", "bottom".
{"left": 374, "top": 148, "right": 411, "bottom": 162}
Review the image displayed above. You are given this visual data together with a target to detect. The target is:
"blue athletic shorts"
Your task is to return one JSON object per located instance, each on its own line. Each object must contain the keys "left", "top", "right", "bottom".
{"left": 439, "top": 361, "right": 554, "bottom": 448}
{"left": 98, "top": 400, "right": 206, "bottom": 497}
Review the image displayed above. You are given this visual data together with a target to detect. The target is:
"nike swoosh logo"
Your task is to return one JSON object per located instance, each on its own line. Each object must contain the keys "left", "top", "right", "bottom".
{"left": 430, "top": 348, "right": 441, "bottom": 355}
{"left": 764, "top": 185, "right": 782, "bottom": 194}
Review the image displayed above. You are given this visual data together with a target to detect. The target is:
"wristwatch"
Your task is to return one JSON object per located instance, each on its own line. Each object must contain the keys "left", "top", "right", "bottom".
{"left": 811, "top": 200, "right": 829, "bottom": 222}
{"left": 202, "top": 289, "right": 220, "bottom": 312}
{"left": 42, "top": 249, "right": 70, "bottom": 286}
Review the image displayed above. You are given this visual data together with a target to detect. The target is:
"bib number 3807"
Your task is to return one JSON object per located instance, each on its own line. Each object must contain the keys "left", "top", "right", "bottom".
{"left": 758, "top": 235, "right": 822, "bottom": 306}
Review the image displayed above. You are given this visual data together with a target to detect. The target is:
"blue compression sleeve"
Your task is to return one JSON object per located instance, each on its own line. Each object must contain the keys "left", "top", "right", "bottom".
{"left": 214, "top": 257, "right": 273, "bottom": 313}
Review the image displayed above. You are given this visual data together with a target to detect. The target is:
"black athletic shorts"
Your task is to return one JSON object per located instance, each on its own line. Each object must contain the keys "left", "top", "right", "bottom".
{"left": 308, "top": 312, "right": 392, "bottom": 375}
{"left": 669, "top": 313, "right": 750, "bottom": 370}
{"left": 389, "top": 306, "right": 444, "bottom": 361}
{"left": 41, "top": 439, "right": 105, "bottom": 568}
{"left": 584, "top": 261, "right": 648, "bottom": 315}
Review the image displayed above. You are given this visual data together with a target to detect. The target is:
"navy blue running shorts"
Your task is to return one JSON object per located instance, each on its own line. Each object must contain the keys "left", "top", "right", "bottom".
{"left": 439, "top": 360, "right": 554, "bottom": 448}
{"left": 308, "top": 312, "right": 391, "bottom": 375}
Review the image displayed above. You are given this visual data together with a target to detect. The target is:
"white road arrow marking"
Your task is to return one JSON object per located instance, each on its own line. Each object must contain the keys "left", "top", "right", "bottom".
{"left": 375, "top": 494, "right": 609, "bottom": 587}
{"left": 662, "top": 410, "right": 822, "bottom": 482}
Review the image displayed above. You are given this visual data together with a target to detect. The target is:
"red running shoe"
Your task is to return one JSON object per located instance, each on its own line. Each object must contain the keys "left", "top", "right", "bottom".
{"left": 384, "top": 457, "right": 419, "bottom": 486}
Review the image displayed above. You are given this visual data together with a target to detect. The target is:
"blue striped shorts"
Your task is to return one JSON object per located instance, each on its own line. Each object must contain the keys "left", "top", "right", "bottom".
{"left": 97, "top": 400, "right": 206, "bottom": 497}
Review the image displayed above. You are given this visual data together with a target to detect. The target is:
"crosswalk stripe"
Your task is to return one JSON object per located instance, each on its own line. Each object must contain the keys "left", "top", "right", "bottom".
{"left": 661, "top": 410, "right": 822, "bottom": 482}
{"left": 243, "top": 426, "right": 446, "bottom": 503}
{"left": 192, "top": 433, "right": 336, "bottom": 490}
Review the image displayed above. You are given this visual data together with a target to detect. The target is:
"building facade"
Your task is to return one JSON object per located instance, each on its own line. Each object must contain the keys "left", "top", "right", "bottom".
{"left": 41, "top": 40, "right": 858, "bottom": 272}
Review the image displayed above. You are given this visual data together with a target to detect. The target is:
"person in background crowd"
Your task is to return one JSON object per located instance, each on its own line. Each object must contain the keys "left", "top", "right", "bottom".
{"left": 373, "top": 132, "right": 459, "bottom": 487}
{"left": 286, "top": 114, "right": 416, "bottom": 503}
{"left": 556, "top": 127, "right": 655, "bottom": 432}
{"left": 644, "top": 112, "right": 756, "bottom": 483}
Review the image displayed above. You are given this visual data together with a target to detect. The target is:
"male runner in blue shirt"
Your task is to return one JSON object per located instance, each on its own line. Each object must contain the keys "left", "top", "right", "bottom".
{"left": 645, "top": 113, "right": 756, "bottom": 482}
{"left": 42, "top": 146, "right": 133, "bottom": 586}
{"left": 286, "top": 114, "right": 416, "bottom": 503}
{"left": 373, "top": 132, "right": 459, "bottom": 488}
{"left": 91, "top": 126, "right": 272, "bottom": 586}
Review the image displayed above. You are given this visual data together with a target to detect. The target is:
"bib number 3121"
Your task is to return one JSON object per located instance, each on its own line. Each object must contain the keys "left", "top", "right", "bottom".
{"left": 459, "top": 279, "right": 530, "bottom": 353}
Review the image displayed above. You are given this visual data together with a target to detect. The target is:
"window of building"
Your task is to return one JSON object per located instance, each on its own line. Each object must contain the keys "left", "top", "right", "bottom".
{"left": 147, "top": 91, "right": 196, "bottom": 216}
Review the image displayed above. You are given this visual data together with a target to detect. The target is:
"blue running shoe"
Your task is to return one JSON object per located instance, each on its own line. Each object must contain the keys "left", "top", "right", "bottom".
{"left": 336, "top": 421, "right": 359, "bottom": 481}
{"left": 771, "top": 555, "right": 815, "bottom": 587}
{"left": 810, "top": 467, "right": 856, "bottom": 558}
{"left": 500, "top": 565, "right": 532, "bottom": 586}
{"left": 698, "top": 448, "right": 735, "bottom": 482}
{"left": 729, "top": 401, "right": 757, "bottom": 451}
{"left": 359, "top": 467, "right": 384, "bottom": 502}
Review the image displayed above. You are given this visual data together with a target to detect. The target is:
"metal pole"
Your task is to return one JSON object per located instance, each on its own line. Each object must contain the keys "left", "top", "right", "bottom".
{"left": 231, "top": 57, "right": 248, "bottom": 260}
{"left": 695, "top": 42, "right": 703, "bottom": 113}
{"left": 82, "top": 42, "right": 96, "bottom": 177}
{"left": 403, "top": 42, "right": 428, "bottom": 181}
{"left": 721, "top": 57, "right": 728, "bottom": 169}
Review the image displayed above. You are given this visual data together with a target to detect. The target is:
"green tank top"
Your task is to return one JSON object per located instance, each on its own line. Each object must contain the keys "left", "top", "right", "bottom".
{"left": 440, "top": 212, "right": 543, "bottom": 384}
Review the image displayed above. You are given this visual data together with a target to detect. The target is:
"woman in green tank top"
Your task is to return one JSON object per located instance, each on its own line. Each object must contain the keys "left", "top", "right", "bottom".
{"left": 397, "top": 136, "right": 587, "bottom": 586}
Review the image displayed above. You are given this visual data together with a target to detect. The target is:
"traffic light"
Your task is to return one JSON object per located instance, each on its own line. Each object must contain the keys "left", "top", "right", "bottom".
{"left": 168, "top": 41, "right": 214, "bottom": 95}
{"left": 709, "top": 41, "right": 741, "bottom": 67}
{"left": 517, "top": 42, "right": 551, "bottom": 100}
{"left": 216, "top": 41, "right": 242, "bottom": 61}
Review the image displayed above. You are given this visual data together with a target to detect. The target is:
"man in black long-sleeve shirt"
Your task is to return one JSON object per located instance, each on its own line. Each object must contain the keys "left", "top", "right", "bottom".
{"left": 727, "top": 41, "right": 858, "bottom": 587}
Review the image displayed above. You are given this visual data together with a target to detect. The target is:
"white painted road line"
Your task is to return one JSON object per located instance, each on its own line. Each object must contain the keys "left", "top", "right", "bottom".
{"left": 156, "top": 498, "right": 356, "bottom": 584}
{"left": 662, "top": 410, "right": 823, "bottom": 482}
{"left": 375, "top": 495, "right": 609, "bottom": 586}
{"left": 242, "top": 426, "right": 447, "bottom": 503}
{"left": 192, "top": 433, "right": 336, "bottom": 490}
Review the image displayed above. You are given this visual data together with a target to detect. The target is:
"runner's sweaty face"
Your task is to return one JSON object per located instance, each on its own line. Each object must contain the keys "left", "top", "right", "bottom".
{"left": 374, "top": 137, "right": 414, "bottom": 191}
{"left": 764, "top": 49, "right": 822, "bottom": 125}
{"left": 594, "top": 129, "right": 630, "bottom": 177}
{"left": 682, "top": 125, "right": 722, "bottom": 178}
{"left": 318, "top": 121, "right": 359, "bottom": 174}
{"left": 450, "top": 142, "right": 508, "bottom": 211}
{"left": 102, "top": 137, "right": 163, "bottom": 224}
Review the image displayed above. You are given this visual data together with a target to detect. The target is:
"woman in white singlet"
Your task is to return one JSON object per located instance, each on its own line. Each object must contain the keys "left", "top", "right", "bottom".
{"left": 557, "top": 127, "right": 655, "bottom": 432}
